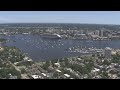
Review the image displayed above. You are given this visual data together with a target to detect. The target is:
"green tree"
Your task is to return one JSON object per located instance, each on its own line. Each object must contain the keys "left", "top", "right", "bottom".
{"left": 92, "top": 54, "right": 95, "bottom": 57}
{"left": 103, "top": 60, "right": 111, "bottom": 65}
{"left": 42, "top": 61, "right": 50, "bottom": 70}
{"left": 101, "top": 72, "right": 109, "bottom": 79}
{"left": 21, "top": 68, "right": 26, "bottom": 74}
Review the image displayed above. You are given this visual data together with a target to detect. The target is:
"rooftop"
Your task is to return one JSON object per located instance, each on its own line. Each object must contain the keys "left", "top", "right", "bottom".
{"left": 64, "top": 74, "right": 70, "bottom": 77}
{"left": 105, "top": 47, "right": 112, "bottom": 50}
{"left": 31, "top": 75, "right": 41, "bottom": 79}
{"left": 56, "top": 69, "right": 61, "bottom": 73}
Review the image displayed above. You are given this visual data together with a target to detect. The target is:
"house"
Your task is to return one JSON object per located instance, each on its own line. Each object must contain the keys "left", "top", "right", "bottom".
{"left": 31, "top": 75, "right": 41, "bottom": 79}
{"left": 54, "top": 63, "right": 60, "bottom": 67}
{"left": 56, "top": 69, "right": 61, "bottom": 73}
{"left": 64, "top": 74, "right": 70, "bottom": 78}
{"left": 9, "top": 74, "right": 17, "bottom": 79}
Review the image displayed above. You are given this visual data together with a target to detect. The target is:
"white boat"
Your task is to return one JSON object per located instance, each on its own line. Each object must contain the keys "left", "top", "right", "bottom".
{"left": 41, "top": 34, "right": 62, "bottom": 39}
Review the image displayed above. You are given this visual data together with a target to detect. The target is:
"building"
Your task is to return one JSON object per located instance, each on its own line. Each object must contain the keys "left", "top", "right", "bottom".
{"left": 117, "top": 31, "right": 120, "bottom": 35}
{"left": 107, "top": 33, "right": 112, "bottom": 38}
{"left": 94, "top": 30, "right": 99, "bottom": 36}
{"left": 64, "top": 74, "right": 70, "bottom": 78}
{"left": 31, "top": 75, "right": 42, "bottom": 79}
{"left": 104, "top": 47, "right": 112, "bottom": 60}
{"left": 88, "top": 31, "right": 94, "bottom": 35}
{"left": 100, "top": 30, "right": 104, "bottom": 37}
{"left": 90, "top": 35, "right": 100, "bottom": 40}
{"left": 41, "top": 34, "right": 62, "bottom": 39}
{"left": 9, "top": 74, "right": 17, "bottom": 79}
{"left": 80, "top": 30, "right": 84, "bottom": 34}
{"left": 85, "top": 30, "right": 89, "bottom": 35}
{"left": 74, "top": 34, "right": 87, "bottom": 39}
{"left": 111, "top": 36, "right": 120, "bottom": 40}
{"left": 103, "top": 31, "right": 111, "bottom": 37}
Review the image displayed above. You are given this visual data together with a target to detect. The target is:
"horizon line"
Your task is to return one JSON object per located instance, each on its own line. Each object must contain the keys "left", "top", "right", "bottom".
{"left": 0, "top": 22, "right": 120, "bottom": 26}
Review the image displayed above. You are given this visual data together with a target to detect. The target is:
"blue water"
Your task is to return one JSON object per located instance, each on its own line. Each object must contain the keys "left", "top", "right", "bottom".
{"left": 1, "top": 34, "right": 120, "bottom": 61}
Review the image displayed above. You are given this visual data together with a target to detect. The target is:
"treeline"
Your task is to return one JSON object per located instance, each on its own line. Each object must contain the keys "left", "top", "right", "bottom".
{"left": 0, "top": 23, "right": 120, "bottom": 31}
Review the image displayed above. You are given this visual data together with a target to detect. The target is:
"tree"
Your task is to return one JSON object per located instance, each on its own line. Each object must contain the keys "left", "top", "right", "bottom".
{"left": 42, "top": 61, "right": 50, "bottom": 70}
{"left": 97, "top": 54, "right": 100, "bottom": 57}
{"left": 92, "top": 54, "right": 95, "bottom": 57}
{"left": 21, "top": 68, "right": 26, "bottom": 74}
{"left": 102, "top": 72, "right": 109, "bottom": 79}
{"left": 64, "top": 58, "right": 69, "bottom": 66}
{"left": 86, "top": 64, "right": 92, "bottom": 73}
{"left": 0, "top": 67, "right": 21, "bottom": 79}
{"left": 53, "top": 72, "right": 58, "bottom": 77}
{"left": 103, "top": 60, "right": 111, "bottom": 65}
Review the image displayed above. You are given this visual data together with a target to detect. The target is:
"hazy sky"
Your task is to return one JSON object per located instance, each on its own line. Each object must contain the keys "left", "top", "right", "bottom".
{"left": 0, "top": 11, "right": 120, "bottom": 24}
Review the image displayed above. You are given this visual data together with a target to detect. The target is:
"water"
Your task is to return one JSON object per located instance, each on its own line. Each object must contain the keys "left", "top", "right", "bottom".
{"left": 1, "top": 34, "right": 120, "bottom": 61}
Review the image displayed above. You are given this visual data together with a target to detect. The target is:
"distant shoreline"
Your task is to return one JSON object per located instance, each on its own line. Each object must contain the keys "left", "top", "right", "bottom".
{"left": 0, "top": 23, "right": 119, "bottom": 26}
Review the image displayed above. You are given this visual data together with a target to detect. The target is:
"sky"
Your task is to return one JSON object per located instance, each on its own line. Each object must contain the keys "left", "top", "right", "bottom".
{"left": 0, "top": 11, "right": 120, "bottom": 24}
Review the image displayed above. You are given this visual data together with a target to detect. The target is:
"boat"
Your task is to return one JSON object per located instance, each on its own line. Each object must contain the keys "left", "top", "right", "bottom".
{"left": 41, "top": 34, "right": 62, "bottom": 39}
{"left": 13, "top": 40, "right": 16, "bottom": 42}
